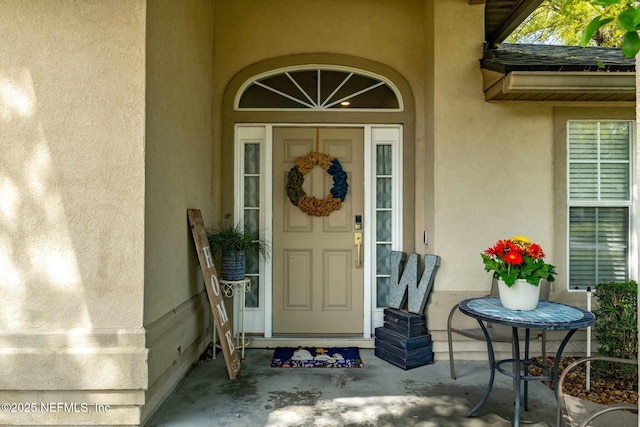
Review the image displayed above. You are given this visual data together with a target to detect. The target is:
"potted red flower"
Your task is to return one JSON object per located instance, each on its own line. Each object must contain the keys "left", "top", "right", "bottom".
{"left": 481, "top": 236, "right": 556, "bottom": 310}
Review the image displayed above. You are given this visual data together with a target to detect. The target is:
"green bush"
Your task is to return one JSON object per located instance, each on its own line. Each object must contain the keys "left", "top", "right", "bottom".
{"left": 593, "top": 280, "right": 638, "bottom": 382}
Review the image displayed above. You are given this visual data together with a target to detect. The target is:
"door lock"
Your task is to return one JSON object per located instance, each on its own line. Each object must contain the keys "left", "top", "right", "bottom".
{"left": 355, "top": 215, "right": 362, "bottom": 230}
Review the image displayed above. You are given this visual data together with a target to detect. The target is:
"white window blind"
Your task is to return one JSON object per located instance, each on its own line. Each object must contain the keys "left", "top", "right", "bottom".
{"left": 567, "top": 120, "right": 634, "bottom": 290}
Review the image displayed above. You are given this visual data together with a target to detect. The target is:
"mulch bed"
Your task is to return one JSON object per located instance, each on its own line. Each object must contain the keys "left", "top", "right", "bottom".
{"left": 529, "top": 356, "right": 638, "bottom": 405}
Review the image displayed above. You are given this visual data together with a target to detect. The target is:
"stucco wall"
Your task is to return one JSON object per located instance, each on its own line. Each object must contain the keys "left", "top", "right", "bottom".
{"left": 211, "top": 0, "right": 550, "bottom": 307}
{"left": 211, "top": 0, "right": 635, "bottom": 359}
{"left": 0, "top": 0, "right": 147, "bottom": 424}
{"left": 1, "top": 0, "right": 636, "bottom": 424}
{"left": 213, "top": 0, "right": 428, "bottom": 226}
{"left": 428, "top": 2, "right": 634, "bottom": 356}
{"left": 143, "top": 0, "right": 215, "bottom": 422}
{"left": 212, "top": 0, "right": 557, "bottom": 296}
{"left": 431, "top": 2, "right": 555, "bottom": 288}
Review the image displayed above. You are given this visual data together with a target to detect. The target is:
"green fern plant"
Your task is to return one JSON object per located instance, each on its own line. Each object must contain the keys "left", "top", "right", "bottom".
{"left": 206, "top": 221, "right": 269, "bottom": 258}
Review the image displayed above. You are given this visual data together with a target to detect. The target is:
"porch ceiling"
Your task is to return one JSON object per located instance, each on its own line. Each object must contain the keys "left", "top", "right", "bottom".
{"left": 482, "top": 0, "right": 544, "bottom": 48}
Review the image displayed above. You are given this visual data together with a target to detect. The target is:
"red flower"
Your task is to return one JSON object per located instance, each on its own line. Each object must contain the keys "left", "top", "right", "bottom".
{"left": 526, "top": 243, "right": 545, "bottom": 259}
{"left": 482, "top": 236, "right": 557, "bottom": 286}
{"left": 486, "top": 240, "right": 510, "bottom": 256}
{"left": 504, "top": 240, "right": 521, "bottom": 254}
{"left": 484, "top": 243, "right": 499, "bottom": 256}
{"left": 502, "top": 251, "right": 523, "bottom": 265}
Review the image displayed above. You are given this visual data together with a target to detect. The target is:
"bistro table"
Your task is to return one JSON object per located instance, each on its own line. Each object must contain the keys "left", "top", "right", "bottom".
{"left": 458, "top": 297, "right": 595, "bottom": 427}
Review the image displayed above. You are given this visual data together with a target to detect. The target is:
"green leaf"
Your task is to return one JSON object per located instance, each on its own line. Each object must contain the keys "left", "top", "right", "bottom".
{"left": 580, "top": 16, "right": 614, "bottom": 46}
{"left": 593, "top": 0, "right": 624, "bottom": 5}
{"left": 618, "top": 7, "right": 640, "bottom": 31}
{"left": 621, "top": 30, "right": 640, "bottom": 57}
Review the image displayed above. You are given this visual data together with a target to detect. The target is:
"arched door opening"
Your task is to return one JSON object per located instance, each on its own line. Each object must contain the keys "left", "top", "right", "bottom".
{"left": 222, "top": 54, "right": 415, "bottom": 345}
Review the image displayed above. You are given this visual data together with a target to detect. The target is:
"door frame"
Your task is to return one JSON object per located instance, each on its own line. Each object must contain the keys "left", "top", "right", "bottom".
{"left": 234, "top": 123, "right": 403, "bottom": 341}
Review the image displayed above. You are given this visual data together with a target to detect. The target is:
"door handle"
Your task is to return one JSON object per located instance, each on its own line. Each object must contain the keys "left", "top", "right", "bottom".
{"left": 354, "top": 232, "right": 363, "bottom": 268}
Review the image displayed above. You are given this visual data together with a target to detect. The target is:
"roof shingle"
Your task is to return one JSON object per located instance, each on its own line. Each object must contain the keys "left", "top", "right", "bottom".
{"left": 482, "top": 43, "right": 636, "bottom": 73}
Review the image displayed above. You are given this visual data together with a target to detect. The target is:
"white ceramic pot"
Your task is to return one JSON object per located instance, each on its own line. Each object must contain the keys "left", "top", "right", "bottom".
{"left": 497, "top": 278, "right": 541, "bottom": 311}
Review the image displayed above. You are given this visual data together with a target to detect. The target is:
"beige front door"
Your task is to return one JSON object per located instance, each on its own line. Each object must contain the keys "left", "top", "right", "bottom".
{"left": 272, "top": 127, "right": 364, "bottom": 335}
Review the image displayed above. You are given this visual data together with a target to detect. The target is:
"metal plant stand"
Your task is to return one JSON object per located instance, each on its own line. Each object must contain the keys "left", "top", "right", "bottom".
{"left": 212, "top": 278, "right": 252, "bottom": 360}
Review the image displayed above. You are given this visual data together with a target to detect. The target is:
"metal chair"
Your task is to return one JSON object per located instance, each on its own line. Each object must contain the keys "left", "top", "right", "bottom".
{"left": 446, "top": 278, "right": 550, "bottom": 379}
{"left": 557, "top": 356, "right": 638, "bottom": 427}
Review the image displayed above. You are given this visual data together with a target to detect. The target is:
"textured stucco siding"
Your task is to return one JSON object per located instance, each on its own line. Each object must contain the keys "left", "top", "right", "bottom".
{"left": 0, "top": 0, "right": 147, "bottom": 425}
{"left": 211, "top": 0, "right": 635, "bottom": 359}
{"left": 0, "top": 0, "right": 637, "bottom": 424}
{"left": 142, "top": 0, "right": 215, "bottom": 423}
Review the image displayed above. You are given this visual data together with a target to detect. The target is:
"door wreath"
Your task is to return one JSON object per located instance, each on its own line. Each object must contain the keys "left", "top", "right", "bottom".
{"left": 286, "top": 152, "right": 348, "bottom": 216}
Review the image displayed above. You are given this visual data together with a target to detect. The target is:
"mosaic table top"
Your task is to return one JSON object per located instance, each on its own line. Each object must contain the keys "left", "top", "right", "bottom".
{"left": 459, "top": 297, "right": 595, "bottom": 330}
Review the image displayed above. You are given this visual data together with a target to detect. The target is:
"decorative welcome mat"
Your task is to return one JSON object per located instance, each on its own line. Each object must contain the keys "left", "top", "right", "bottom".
{"left": 271, "top": 347, "right": 363, "bottom": 368}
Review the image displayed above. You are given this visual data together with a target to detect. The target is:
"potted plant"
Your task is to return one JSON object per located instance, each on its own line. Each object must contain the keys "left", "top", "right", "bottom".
{"left": 206, "top": 221, "right": 270, "bottom": 281}
{"left": 481, "top": 236, "right": 557, "bottom": 310}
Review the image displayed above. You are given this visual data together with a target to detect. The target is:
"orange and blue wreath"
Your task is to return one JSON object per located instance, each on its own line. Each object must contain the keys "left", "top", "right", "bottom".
{"left": 286, "top": 152, "right": 348, "bottom": 216}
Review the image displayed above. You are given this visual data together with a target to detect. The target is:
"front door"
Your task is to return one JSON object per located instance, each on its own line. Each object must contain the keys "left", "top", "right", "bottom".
{"left": 272, "top": 127, "right": 364, "bottom": 334}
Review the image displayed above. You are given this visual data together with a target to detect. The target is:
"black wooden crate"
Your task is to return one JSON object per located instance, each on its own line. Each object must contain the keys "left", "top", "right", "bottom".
{"left": 374, "top": 342, "right": 433, "bottom": 370}
{"left": 384, "top": 307, "right": 426, "bottom": 325}
{"left": 375, "top": 326, "right": 431, "bottom": 350}
{"left": 383, "top": 308, "right": 427, "bottom": 338}
{"left": 374, "top": 326, "right": 434, "bottom": 370}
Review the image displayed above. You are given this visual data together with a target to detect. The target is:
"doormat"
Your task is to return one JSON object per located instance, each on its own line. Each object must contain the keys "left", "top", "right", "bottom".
{"left": 271, "top": 347, "right": 363, "bottom": 368}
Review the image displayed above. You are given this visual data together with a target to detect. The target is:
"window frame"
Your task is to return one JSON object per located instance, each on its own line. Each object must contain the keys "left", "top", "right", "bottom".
{"left": 565, "top": 119, "right": 638, "bottom": 292}
{"left": 234, "top": 65, "right": 403, "bottom": 112}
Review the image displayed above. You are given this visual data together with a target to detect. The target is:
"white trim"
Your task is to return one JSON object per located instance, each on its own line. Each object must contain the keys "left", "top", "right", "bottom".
{"left": 234, "top": 65, "right": 404, "bottom": 112}
{"left": 253, "top": 80, "right": 315, "bottom": 109}
{"left": 235, "top": 123, "right": 403, "bottom": 340}
{"left": 370, "top": 126, "right": 403, "bottom": 329}
{"left": 324, "top": 82, "right": 387, "bottom": 109}
{"left": 363, "top": 126, "right": 373, "bottom": 339}
{"left": 233, "top": 127, "right": 244, "bottom": 334}
{"left": 631, "top": 120, "right": 638, "bottom": 282}
{"left": 264, "top": 126, "right": 274, "bottom": 337}
{"left": 565, "top": 119, "right": 638, "bottom": 292}
{"left": 320, "top": 72, "right": 354, "bottom": 108}
{"left": 234, "top": 125, "right": 270, "bottom": 334}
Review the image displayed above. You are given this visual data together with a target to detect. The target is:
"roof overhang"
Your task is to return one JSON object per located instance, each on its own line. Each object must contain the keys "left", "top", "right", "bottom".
{"left": 477, "top": 2, "right": 636, "bottom": 102}
{"left": 482, "top": 69, "right": 636, "bottom": 101}
{"left": 482, "top": 0, "right": 545, "bottom": 48}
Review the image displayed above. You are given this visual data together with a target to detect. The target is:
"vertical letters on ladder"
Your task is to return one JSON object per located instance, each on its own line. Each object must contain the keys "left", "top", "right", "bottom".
{"left": 187, "top": 209, "right": 241, "bottom": 379}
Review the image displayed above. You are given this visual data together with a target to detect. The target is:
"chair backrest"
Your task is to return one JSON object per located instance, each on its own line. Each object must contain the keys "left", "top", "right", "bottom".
{"left": 540, "top": 280, "right": 551, "bottom": 301}
{"left": 489, "top": 277, "right": 499, "bottom": 296}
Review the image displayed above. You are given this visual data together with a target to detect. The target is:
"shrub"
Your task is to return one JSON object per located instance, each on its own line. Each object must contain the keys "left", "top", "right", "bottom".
{"left": 593, "top": 280, "right": 638, "bottom": 383}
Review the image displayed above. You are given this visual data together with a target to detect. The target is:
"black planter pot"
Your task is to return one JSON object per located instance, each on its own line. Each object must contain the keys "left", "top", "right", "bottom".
{"left": 221, "top": 251, "right": 245, "bottom": 281}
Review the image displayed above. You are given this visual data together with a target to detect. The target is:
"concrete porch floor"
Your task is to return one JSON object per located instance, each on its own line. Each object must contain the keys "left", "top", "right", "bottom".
{"left": 145, "top": 348, "right": 558, "bottom": 426}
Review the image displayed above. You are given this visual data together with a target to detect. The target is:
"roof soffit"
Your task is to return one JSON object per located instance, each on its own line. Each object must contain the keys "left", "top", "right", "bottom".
{"left": 477, "top": 2, "right": 636, "bottom": 102}
{"left": 483, "top": 0, "right": 545, "bottom": 48}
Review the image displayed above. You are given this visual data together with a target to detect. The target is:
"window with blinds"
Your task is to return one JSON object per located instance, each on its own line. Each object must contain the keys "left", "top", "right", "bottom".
{"left": 567, "top": 120, "right": 634, "bottom": 290}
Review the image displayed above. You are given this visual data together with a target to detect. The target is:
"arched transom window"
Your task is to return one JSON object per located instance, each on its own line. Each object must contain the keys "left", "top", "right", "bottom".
{"left": 236, "top": 66, "right": 402, "bottom": 111}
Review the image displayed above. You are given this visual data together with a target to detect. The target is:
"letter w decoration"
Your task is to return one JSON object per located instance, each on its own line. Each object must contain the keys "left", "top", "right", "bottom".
{"left": 388, "top": 252, "right": 440, "bottom": 314}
